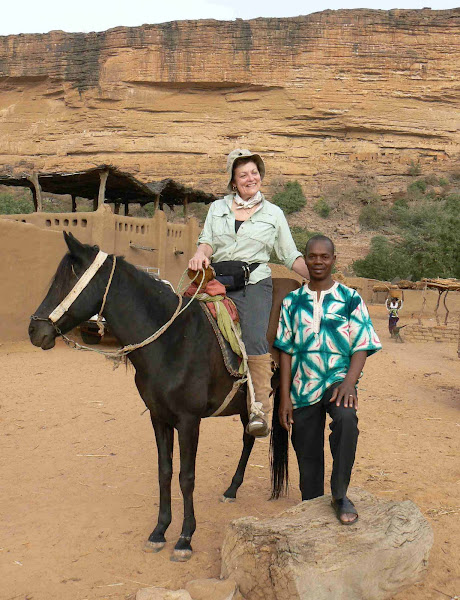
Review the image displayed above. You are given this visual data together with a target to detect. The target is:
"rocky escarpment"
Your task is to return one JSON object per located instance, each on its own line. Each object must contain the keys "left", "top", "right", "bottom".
{"left": 0, "top": 9, "right": 459, "bottom": 198}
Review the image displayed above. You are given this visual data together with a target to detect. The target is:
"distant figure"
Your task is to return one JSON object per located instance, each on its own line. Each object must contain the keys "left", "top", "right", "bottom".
{"left": 386, "top": 296, "right": 403, "bottom": 335}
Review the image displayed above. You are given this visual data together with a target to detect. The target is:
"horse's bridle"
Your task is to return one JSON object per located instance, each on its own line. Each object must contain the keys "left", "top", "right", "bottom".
{"left": 30, "top": 251, "right": 116, "bottom": 334}
{"left": 30, "top": 250, "right": 186, "bottom": 364}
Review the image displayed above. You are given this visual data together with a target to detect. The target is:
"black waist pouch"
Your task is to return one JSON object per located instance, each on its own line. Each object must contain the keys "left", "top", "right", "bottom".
{"left": 211, "top": 261, "right": 260, "bottom": 292}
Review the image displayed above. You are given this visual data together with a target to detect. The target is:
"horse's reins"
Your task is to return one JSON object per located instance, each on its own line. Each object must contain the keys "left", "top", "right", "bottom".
{"left": 31, "top": 251, "right": 203, "bottom": 365}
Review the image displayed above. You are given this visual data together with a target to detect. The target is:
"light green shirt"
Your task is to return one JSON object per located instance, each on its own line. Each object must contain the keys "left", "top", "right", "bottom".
{"left": 198, "top": 194, "right": 302, "bottom": 284}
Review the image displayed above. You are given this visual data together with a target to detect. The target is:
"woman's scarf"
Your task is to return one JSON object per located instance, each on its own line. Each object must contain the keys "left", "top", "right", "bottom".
{"left": 234, "top": 191, "right": 263, "bottom": 210}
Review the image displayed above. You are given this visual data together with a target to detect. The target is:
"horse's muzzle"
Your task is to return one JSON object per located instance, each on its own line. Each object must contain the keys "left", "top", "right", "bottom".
{"left": 28, "top": 320, "right": 57, "bottom": 350}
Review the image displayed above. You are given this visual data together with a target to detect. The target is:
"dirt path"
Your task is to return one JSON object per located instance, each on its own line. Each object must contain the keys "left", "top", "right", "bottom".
{"left": 1, "top": 312, "right": 459, "bottom": 600}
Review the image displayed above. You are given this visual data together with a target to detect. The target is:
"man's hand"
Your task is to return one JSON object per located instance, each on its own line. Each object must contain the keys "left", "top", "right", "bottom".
{"left": 279, "top": 397, "right": 294, "bottom": 431}
{"left": 330, "top": 381, "right": 358, "bottom": 409}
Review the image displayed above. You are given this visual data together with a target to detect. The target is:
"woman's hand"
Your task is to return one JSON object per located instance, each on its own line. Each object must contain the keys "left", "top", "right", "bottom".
{"left": 188, "top": 244, "right": 212, "bottom": 271}
{"left": 279, "top": 396, "right": 294, "bottom": 431}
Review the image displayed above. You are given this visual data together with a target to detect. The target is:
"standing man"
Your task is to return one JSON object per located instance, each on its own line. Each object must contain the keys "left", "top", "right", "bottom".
{"left": 274, "top": 235, "right": 381, "bottom": 524}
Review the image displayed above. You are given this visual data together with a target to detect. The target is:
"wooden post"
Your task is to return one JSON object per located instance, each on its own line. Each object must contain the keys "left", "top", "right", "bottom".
{"left": 28, "top": 173, "right": 43, "bottom": 212}
{"left": 418, "top": 283, "right": 427, "bottom": 326}
{"left": 443, "top": 290, "right": 450, "bottom": 326}
{"left": 71, "top": 195, "right": 77, "bottom": 212}
{"left": 114, "top": 202, "right": 120, "bottom": 215}
{"left": 154, "top": 194, "right": 160, "bottom": 212}
{"left": 93, "top": 198, "right": 98, "bottom": 211}
{"left": 31, "top": 187, "right": 38, "bottom": 212}
{"left": 124, "top": 202, "right": 129, "bottom": 216}
{"left": 434, "top": 289, "right": 443, "bottom": 326}
{"left": 97, "top": 169, "right": 109, "bottom": 210}
{"left": 183, "top": 194, "right": 189, "bottom": 221}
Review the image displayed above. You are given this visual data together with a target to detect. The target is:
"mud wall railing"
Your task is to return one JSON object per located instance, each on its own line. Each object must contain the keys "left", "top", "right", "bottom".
{"left": 1, "top": 208, "right": 200, "bottom": 287}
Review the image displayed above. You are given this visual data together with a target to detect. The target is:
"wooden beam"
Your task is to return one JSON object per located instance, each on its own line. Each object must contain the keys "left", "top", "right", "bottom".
{"left": 28, "top": 173, "right": 43, "bottom": 212}
{"left": 97, "top": 169, "right": 109, "bottom": 210}
{"left": 71, "top": 195, "right": 77, "bottom": 213}
{"left": 183, "top": 194, "right": 189, "bottom": 221}
{"left": 31, "top": 186, "right": 38, "bottom": 212}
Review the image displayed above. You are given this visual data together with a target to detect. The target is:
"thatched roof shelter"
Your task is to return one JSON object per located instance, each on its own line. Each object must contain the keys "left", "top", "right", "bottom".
{"left": 0, "top": 165, "right": 217, "bottom": 213}
{"left": 421, "top": 278, "right": 460, "bottom": 292}
{"left": 147, "top": 179, "right": 216, "bottom": 210}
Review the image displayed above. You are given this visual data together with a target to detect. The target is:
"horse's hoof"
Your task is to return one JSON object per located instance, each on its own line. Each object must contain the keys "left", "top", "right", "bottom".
{"left": 170, "top": 549, "right": 192, "bottom": 562}
{"left": 220, "top": 495, "right": 236, "bottom": 503}
{"left": 144, "top": 540, "right": 166, "bottom": 553}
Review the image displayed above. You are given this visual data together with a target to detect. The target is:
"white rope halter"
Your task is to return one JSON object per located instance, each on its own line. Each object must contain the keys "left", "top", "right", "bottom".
{"left": 49, "top": 251, "right": 109, "bottom": 323}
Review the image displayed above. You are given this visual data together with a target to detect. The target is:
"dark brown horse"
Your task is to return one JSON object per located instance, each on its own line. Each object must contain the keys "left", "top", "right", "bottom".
{"left": 29, "top": 232, "right": 297, "bottom": 561}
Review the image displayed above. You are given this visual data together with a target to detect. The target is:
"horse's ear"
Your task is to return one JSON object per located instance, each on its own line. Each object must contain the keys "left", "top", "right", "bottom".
{"left": 63, "top": 232, "right": 89, "bottom": 261}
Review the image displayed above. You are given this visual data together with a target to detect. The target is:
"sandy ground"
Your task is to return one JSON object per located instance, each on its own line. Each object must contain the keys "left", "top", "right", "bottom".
{"left": 1, "top": 310, "right": 459, "bottom": 600}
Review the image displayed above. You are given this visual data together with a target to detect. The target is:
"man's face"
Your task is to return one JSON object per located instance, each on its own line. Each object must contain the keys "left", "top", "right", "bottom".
{"left": 304, "top": 240, "right": 336, "bottom": 281}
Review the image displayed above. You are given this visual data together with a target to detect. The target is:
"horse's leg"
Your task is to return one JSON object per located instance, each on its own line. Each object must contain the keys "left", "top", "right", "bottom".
{"left": 221, "top": 412, "right": 255, "bottom": 502}
{"left": 171, "top": 416, "right": 200, "bottom": 562}
{"left": 144, "top": 418, "right": 174, "bottom": 553}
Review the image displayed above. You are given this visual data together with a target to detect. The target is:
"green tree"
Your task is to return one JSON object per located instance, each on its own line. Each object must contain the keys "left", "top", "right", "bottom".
{"left": 0, "top": 192, "right": 34, "bottom": 214}
{"left": 358, "top": 203, "right": 390, "bottom": 230}
{"left": 354, "top": 196, "right": 460, "bottom": 280}
{"left": 313, "top": 197, "right": 330, "bottom": 218}
{"left": 272, "top": 181, "right": 306, "bottom": 215}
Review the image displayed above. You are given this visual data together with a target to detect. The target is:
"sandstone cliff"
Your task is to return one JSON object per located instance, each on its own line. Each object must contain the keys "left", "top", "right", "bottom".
{"left": 0, "top": 9, "right": 459, "bottom": 198}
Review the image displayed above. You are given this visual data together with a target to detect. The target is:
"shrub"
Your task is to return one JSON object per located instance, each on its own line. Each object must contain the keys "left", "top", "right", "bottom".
{"left": 408, "top": 179, "right": 427, "bottom": 194}
{"left": 272, "top": 181, "right": 306, "bottom": 215}
{"left": 0, "top": 192, "right": 34, "bottom": 214}
{"left": 408, "top": 160, "right": 421, "bottom": 176}
{"left": 392, "top": 197, "right": 408, "bottom": 210}
{"left": 313, "top": 197, "right": 330, "bottom": 218}
{"left": 438, "top": 177, "right": 449, "bottom": 187}
{"left": 423, "top": 174, "right": 438, "bottom": 186}
{"left": 358, "top": 203, "right": 389, "bottom": 230}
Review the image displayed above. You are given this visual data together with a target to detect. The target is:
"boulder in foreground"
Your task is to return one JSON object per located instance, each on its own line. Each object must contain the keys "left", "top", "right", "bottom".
{"left": 185, "top": 577, "right": 240, "bottom": 600}
{"left": 221, "top": 488, "right": 433, "bottom": 600}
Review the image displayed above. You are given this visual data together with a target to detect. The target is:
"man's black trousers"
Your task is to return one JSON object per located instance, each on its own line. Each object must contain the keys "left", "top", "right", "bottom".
{"left": 291, "top": 383, "right": 359, "bottom": 501}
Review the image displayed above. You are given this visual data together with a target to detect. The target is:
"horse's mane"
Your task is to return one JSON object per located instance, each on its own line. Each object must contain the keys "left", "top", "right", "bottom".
{"left": 115, "top": 256, "right": 178, "bottom": 298}
{"left": 52, "top": 248, "right": 177, "bottom": 298}
{"left": 50, "top": 253, "right": 75, "bottom": 297}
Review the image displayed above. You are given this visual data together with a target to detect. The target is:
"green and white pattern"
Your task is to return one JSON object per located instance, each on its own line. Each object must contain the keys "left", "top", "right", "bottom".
{"left": 274, "top": 282, "right": 382, "bottom": 408}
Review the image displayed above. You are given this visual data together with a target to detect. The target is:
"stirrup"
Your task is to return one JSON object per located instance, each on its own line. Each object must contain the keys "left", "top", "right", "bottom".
{"left": 246, "top": 415, "right": 270, "bottom": 438}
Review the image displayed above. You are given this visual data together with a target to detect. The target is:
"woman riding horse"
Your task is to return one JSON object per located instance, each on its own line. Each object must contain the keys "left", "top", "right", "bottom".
{"left": 189, "top": 149, "right": 309, "bottom": 437}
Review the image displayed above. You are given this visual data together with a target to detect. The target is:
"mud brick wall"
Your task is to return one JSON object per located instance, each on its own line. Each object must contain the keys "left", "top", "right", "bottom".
{"left": 404, "top": 324, "right": 458, "bottom": 343}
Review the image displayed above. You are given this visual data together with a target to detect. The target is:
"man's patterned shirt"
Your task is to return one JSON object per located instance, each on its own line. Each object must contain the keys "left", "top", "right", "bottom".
{"left": 274, "top": 282, "right": 382, "bottom": 408}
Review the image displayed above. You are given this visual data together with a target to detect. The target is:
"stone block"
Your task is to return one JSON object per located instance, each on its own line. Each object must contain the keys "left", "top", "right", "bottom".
{"left": 221, "top": 488, "right": 433, "bottom": 600}
{"left": 136, "top": 588, "right": 193, "bottom": 600}
{"left": 186, "top": 577, "right": 239, "bottom": 600}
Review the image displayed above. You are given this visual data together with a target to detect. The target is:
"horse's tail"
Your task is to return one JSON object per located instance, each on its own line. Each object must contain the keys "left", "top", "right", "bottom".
{"left": 269, "top": 387, "right": 289, "bottom": 499}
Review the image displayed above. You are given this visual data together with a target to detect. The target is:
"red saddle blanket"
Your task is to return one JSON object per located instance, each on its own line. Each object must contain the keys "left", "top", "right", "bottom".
{"left": 183, "top": 279, "right": 239, "bottom": 322}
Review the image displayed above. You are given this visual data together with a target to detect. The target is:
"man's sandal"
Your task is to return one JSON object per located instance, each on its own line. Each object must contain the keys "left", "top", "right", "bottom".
{"left": 331, "top": 497, "right": 359, "bottom": 525}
